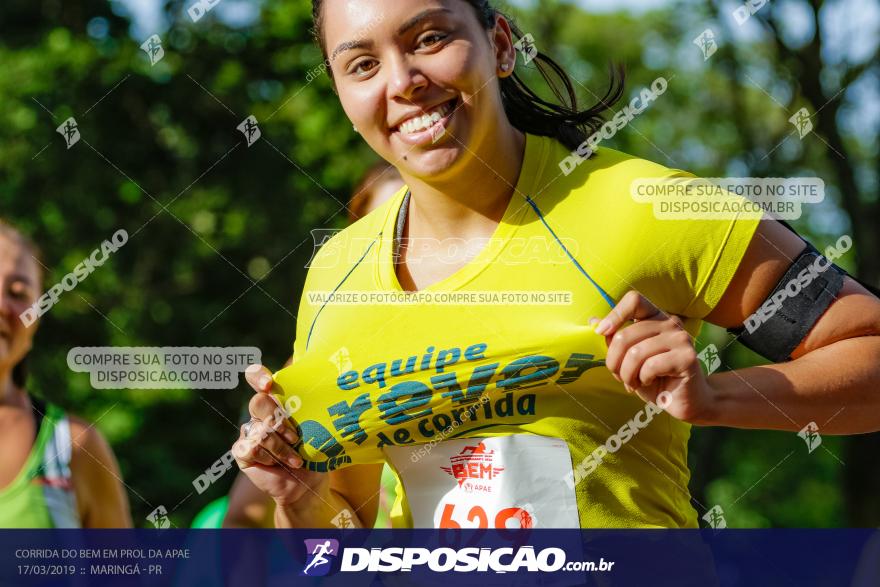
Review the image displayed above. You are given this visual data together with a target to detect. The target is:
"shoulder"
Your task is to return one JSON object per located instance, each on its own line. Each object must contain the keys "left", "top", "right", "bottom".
{"left": 556, "top": 143, "right": 688, "bottom": 200}
{"left": 68, "top": 416, "right": 117, "bottom": 470}
{"left": 529, "top": 133, "right": 688, "bottom": 206}
{"left": 531, "top": 141, "right": 690, "bottom": 230}
{"left": 68, "top": 414, "right": 132, "bottom": 527}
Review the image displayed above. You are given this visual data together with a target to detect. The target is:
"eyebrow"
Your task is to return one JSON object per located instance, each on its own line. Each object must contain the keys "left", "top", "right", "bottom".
{"left": 329, "top": 7, "right": 454, "bottom": 63}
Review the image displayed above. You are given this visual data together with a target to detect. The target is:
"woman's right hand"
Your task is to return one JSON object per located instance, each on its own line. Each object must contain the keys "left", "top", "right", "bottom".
{"left": 232, "top": 365, "right": 327, "bottom": 508}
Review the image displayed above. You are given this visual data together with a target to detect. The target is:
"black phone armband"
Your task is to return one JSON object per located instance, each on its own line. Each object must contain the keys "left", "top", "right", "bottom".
{"left": 726, "top": 242, "right": 846, "bottom": 362}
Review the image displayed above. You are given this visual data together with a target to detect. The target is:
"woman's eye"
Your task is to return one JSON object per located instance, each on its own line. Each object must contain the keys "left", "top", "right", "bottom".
{"left": 352, "top": 59, "right": 378, "bottom": 76}
{"left": 417, "top": 33, "right": 447, "bottom": 49}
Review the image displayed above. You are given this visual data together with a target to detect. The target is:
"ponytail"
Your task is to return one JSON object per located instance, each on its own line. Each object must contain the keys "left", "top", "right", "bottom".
{"left": 499, "top": 28, "right": 625, "bottom": 152}
{"left": 12, "top": 357, "right": 28, "bottom": 389}
{"left": 466, "top": 0, "right": 625, "bottom": 152}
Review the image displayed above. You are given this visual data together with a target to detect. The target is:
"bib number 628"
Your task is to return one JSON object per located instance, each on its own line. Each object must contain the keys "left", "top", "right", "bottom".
{"left": 438, "top": 503, "right": 534, "bottom": 529}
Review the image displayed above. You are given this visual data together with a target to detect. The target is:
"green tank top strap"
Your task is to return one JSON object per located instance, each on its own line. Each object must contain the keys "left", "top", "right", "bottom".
{"left": 0, "top": 399, "right": 81, "bottom": 528}
{"left": 37, "top": 401, "right": 81, "bottom": 528}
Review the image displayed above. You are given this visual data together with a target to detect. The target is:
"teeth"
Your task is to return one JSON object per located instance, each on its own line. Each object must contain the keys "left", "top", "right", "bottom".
{"left": 399, "top": 101, "right": 454, "bottom": 135}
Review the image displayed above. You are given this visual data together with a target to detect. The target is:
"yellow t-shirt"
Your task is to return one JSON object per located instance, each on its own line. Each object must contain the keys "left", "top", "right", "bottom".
{"left": 274, "top": 133, "right": 761, "bottom": 528}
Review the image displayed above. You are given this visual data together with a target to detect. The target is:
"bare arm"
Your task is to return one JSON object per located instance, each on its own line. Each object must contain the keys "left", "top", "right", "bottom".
{"left": 223, "top": 472, "right": 275, "bottom": 528}
{"left": 69, "top": 418, "right": 133, "bottom": 528}
{"left": 701, "top": 219, "right": 880, "bottom": 434}
{"left": 600, "top": 219, "right": 880, "bottom": 435}
{"left": 273, "top": 464, "right": 383, "bottom": 529}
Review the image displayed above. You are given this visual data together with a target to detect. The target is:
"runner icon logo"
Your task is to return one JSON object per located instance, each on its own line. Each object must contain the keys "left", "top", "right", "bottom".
{"left": 440, "top": 442, "right": 505, "bottom": 492}
{"left": 302, "top": 539, "right": 339, "bottom": 577}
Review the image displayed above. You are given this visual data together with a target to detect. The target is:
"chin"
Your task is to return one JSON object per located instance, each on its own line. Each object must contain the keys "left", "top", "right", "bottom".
{"left": 401, "top": 145, "right": 464, "bottom": 179}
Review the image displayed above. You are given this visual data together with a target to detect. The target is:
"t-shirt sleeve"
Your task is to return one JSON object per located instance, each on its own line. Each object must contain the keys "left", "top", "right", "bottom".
{"left": 617, "top": 168, "right": 763, "bottom": 319}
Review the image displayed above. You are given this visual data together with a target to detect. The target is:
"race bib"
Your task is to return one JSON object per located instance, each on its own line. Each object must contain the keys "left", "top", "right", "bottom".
{"left": 385, "top": 435, "right": 580, "bottom": 528}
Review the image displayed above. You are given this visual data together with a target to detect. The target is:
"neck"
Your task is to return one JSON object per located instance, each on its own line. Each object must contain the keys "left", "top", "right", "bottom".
{"left": 402, "top": 123, "right": 527, "bottom": 240}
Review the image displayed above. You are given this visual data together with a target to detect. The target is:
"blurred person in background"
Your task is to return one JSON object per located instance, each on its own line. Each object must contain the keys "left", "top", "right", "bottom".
{"left": 347, "top": 161, "right": 407, "bottom": 223}
{"left": 0, "top": 219, "right": 132, "bottom": 528}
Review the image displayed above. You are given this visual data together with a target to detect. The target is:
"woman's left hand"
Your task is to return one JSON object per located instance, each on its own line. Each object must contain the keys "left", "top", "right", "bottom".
{"left": 594, "top": 290, "right": 715, "bottom": 424}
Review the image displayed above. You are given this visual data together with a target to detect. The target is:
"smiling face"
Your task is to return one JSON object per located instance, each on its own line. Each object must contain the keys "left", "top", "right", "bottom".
{"left": 0, "top": 232, "right": 41, "bottom": 380}
{"left": 320, "top": 0, "right": 516, "bottom": 180}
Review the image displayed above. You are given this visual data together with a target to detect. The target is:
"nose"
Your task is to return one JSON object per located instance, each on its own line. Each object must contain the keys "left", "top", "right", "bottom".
{"left": 386, "top": 53, "right": 429, "bottom": 102}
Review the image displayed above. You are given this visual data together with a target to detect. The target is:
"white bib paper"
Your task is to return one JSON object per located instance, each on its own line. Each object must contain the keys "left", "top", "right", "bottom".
{"left": 385, "top": 435, "right": 580, "bottom": 528}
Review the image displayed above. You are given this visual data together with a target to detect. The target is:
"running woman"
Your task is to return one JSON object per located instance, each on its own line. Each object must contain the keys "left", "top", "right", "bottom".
{"left": 0, "top": 220, "right": 132, "bottom": 528}
{"left": 232, "top": 0, "right": 880, "bottom": 528}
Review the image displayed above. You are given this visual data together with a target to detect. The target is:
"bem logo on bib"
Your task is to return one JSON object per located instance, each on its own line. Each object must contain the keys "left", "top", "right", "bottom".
{"left": 441, "top": 442, "right": 505, "bottom": 491}
{"left": 386, "top": 435, "right": 580, "bottom": 528}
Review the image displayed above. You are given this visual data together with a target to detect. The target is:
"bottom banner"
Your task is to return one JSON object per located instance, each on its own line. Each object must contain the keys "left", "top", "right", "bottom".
{"left": 0, "top": 529, "right": 878, "bottom": 586}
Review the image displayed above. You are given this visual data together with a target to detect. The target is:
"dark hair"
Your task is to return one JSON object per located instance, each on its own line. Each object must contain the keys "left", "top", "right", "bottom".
{"left": 12, "top": 359, "right": 28, "bottom": 389}
{"left": 311, "top": 0, "right": 625, "bottom": 152}
{"left": 0, "top": 219, "right": 44, "bottom": 390}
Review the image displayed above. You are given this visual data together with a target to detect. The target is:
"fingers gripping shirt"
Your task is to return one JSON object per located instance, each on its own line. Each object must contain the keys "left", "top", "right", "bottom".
{"left": 273, "top": 134, "right": 761, "bottom": 528}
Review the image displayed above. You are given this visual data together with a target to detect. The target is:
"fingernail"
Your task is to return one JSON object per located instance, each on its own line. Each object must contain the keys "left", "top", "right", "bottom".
{"left": 259, "top": 375, "right": 272, "bottom": 389}
{"left": 288, "top": 456, "right": 302, "bottom": 468}
{"left": 595, "top": 319, "right": 612, "bottom": 336}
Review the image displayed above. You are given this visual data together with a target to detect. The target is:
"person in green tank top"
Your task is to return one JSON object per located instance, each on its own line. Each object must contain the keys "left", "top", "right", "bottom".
{"left": 0, "top": 219, "right": 133, "bottom": 528}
